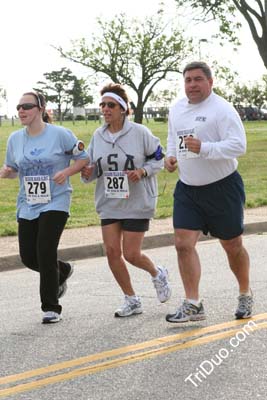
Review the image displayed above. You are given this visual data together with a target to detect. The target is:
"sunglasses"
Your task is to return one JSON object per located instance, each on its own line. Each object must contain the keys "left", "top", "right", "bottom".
{"left": 99, "top": 102, "right": 118, "bottom": 109}
{"left": 16, "top": 103, "right": 39, "bottom": 111}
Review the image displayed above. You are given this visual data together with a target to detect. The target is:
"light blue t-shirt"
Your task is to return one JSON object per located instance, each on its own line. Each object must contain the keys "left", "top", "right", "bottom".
{"left": 5, "top": 123, "right": 88, "bottom": 220}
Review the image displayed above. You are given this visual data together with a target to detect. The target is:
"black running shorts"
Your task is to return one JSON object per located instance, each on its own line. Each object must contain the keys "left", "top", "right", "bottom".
{"left": 101, "top": 218, "right": 150, "bottom": 232}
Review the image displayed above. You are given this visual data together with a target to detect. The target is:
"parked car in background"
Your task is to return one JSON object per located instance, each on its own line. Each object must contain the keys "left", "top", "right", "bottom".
{"left": 234, "top": 105, "right": 266, "bottom": 121}
{"left": 234, "top": 105, "right": 246, "bottom": 121}
{"left": 260, "top": 108, "right": 267, "bottom": 120}
{"left": 244, "top": 106, "right": 262, "bottom": 121}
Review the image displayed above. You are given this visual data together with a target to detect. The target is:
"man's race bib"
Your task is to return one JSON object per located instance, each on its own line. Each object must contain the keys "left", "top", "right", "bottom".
{"left": 176, "top": 128, "right": 200, "bottom": 159}
{"left": 24, "top": 175, "right": 51, "bottom": 204}
{"left": 104, "top": 171, "right": 129, "bottom": 198}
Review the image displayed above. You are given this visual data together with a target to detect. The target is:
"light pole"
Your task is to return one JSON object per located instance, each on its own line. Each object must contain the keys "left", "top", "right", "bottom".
{"left": 198, "top": 38, "right": 208, "bottom": 60}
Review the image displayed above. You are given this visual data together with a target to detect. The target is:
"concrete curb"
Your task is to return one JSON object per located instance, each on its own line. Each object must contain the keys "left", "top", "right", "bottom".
{"left": 1, "top": 221, "right": 266, "bottom": 273}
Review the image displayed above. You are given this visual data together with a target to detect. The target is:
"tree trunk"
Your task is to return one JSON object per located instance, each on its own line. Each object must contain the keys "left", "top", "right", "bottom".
{"left": 134, "top": 96, "right": 144, "bottom": 124}
{"left": 257, "top": 39, "right": 267, "bottom": 70}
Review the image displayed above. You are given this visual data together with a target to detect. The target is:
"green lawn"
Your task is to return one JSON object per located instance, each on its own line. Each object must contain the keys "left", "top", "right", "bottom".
{"left": 0, "top": 119, "right": 266, "bottom": 236}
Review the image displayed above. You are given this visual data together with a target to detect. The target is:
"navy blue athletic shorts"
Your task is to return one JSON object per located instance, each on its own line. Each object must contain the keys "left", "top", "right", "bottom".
{"left": 173, "top": 171, "right": 245, "bottom": 240}
{"left": 101, "top": 218, "right": 150, "bottom": 232}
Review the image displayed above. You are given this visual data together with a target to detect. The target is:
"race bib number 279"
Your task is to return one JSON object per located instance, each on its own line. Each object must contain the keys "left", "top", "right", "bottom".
{"left": 24, "top": 175, "right": 51, "bottom": 204}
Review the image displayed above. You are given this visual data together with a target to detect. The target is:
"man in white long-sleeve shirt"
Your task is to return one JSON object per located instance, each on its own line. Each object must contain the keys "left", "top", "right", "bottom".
{"left": 165, "top": 61, "right": 253, "bottom": 323}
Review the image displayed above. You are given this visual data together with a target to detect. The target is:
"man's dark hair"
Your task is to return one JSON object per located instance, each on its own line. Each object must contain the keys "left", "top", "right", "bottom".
{"left": 183, "top": 62, "right": 212, "bottom": 79}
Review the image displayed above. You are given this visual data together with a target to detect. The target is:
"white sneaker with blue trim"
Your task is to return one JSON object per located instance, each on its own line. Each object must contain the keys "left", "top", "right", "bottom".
{"left": 42, "top": 311, "right": 62, "bottom": 324}
{"left": 152, "top": 266, "right": 172, "bottom": 303}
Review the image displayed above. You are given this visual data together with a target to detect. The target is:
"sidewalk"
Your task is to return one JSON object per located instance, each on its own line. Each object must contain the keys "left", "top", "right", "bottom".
{"left": 0, "top": 206, "right": 266, "bottom": 272}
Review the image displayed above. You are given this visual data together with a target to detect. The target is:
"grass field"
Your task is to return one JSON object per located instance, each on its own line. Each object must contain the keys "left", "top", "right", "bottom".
{"left": 0, "top": 119, "right": 266, "bottom": 236}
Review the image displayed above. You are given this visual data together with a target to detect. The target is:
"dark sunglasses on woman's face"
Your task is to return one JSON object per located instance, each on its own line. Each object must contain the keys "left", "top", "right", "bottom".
{"left": 16, "top": 103, "right": 39, "bottom": 111}
{"left": 99, "top": 101, "right": 117, "bottom": 109}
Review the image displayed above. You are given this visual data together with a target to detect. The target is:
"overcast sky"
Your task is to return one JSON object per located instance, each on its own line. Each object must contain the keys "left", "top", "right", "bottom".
{"left": 0, "top": 0, "right": 266, "bottom": 115}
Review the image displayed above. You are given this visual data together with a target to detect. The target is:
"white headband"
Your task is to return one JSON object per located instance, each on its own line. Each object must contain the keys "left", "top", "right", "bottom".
{"left": 102, "top": 92, "right": 128, "bottom": 111}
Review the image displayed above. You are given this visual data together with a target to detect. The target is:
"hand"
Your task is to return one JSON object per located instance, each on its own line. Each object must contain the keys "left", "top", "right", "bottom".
{"left": 126, "top": 168, "right": 144, "bottom": 182}
{"left": 184, "top": 137, "right": 201, "bottom": 154}
{"left": 53, "top": 171, "right": 67, "bottom": 185}
{"left": 164, "top": 157, "right": 177, "bottom": 172}
{"left": 81, "top": 164, "right": 95, "bottom": 180}
{"left": 0, "top": 165, "right": 17, "bottom": 178}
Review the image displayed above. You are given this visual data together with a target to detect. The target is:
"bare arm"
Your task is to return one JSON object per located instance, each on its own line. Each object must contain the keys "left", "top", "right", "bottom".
{"left": 53, "top": 159, "right": 89, "bottom": 185}
{"left": 0, "top": 165, "right": 18, "bottom": 179}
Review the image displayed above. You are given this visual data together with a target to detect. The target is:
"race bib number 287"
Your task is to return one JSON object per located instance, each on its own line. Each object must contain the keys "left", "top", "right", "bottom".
{"left": 104, "top": 171, "right": 129, "bottom": 198}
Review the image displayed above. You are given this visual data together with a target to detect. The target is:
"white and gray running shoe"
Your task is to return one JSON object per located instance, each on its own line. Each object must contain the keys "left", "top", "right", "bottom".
{"left": 42, "top": 311, "right": 62, "bottom": 324}
{"left": 235, "top": 292, "right": 253, "bottom": 319}
{"left": 114, "top": 295, "right": 143, "bottom": 317}
{"left": 58, "top": 263, "right": 74, "bottom": 299}
{"left": 152, "top": 266, "right": 172, "bottom": 303}
{"left": 166, "top": 299, "right": 206, "bottom": 323}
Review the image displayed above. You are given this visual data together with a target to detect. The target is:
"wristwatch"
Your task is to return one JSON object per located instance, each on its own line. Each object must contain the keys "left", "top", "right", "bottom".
{"left": 141, "top": 168, "right": 147, "bottom": 178}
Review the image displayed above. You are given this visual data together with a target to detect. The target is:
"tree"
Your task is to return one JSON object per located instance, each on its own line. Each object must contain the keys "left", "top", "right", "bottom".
{"left": 219, "top": 79, "right": 267, "bottom": 107}
{"left": 56, "top": 11, "right": 191, "bottom": 123}
{"left": 34, "top": 68, "right": 92, "bottom": 121}
{"left": 262, "top": 74, "right": 267, "bottom": 106}
{"left": 150, "top": 89, "right": 178, "bottom": 107}
{"left": 230, "top": 83, "right": 252, "bottom": 104}
{"left": 249, "top": 81, "right": 267, "bottom": 108}
{"left": 72, "top": 77, "right": 93, "bottom": 108}
{"left": 0, "top": 87, "right": 7, "bottom": 108}
{"left": 175, "top": 0, "right": 267, "bottom": 69}
{"left": 0, "top": 88, "right": 7, "bottom": 121}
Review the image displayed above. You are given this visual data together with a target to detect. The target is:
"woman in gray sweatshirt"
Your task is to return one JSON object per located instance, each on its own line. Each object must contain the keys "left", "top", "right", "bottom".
{"left": 81, "top": 83, "right": 171, "bottom": 317}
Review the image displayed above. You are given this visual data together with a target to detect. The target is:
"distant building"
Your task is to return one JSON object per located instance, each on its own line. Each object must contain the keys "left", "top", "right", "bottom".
{"left": 73, "top": 107, "right": 86, "bottom": 117}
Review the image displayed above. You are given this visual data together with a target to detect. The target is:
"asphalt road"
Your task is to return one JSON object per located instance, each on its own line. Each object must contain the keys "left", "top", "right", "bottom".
{"left": 0, "top": 233, "right": 267, "bottom": 400}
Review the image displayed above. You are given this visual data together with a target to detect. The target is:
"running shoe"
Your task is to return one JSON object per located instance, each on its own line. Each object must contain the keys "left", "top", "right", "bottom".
{"left": 166, "top": 299, "right": 206, "bottom": 323}
{"left": 42, "top": 311, "right": 62, "bottom": 324}
{"left": 152, "top": 266, "right": 172, "bottom": 303}
{"left": 114, "top": 295, "right": 143, "bottom": 317}
{"left": 235, "top": 292, "right": 253, "bottom": 319}
{"left": 58, "top": 263, "right": 74, "bottom": 299}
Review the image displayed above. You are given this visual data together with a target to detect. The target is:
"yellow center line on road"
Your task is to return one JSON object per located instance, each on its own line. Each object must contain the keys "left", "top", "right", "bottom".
{"left": 1, "top": 313, "right": 266, "bottom": 386}
{"left": 1, "top": 313, "right": 267, "bottom": 398}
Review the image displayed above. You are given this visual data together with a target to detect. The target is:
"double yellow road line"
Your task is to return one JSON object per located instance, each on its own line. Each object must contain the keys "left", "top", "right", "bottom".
{"left": 1, "top": 313, "right": 267, "bottom": 397}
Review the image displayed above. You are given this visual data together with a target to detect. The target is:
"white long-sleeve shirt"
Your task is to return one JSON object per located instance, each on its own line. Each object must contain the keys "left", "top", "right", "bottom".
{"left": 167, "top": 92, "right": 246, "bottom": 185}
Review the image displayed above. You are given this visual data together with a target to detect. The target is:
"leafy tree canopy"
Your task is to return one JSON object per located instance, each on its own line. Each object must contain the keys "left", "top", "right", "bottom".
{"left": 34, "top": 67, "right": 92, "bottom": 121}
{"left": 56, "top": 11, "right": 192, "bottom": 123}
{"left": 230, "top": 76, "right": 267, "bottom": 107}
{"left": 0, "top": 87, "right": 7, "bottom": 113}
{"left": 175, "top": 0, "right": 267, "bottom": 69}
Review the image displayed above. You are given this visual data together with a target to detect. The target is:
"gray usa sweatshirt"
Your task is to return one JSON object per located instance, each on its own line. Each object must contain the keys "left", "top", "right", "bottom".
{"left": 83, "top": 118, "right": 164, "bottom": 219}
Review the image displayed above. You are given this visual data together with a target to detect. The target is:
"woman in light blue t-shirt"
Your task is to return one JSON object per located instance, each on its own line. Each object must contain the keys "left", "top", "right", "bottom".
{"left": 0, "top": 92, "right": 89, "bottom": 324}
